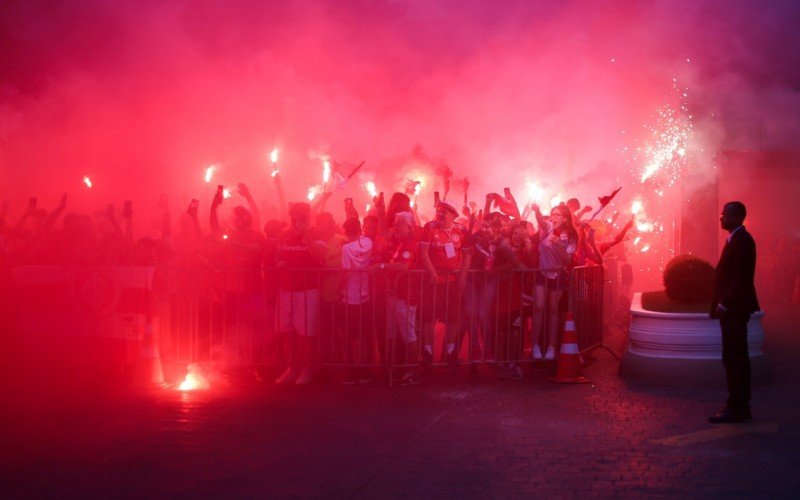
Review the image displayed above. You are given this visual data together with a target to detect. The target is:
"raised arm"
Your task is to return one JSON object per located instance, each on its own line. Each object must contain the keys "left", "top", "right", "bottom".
{"left": 44, "top": 193, "right": 67, "bottom": 229}
{"left": 237, "top": 183, "right": 261, "bottom": 231}
{"left": 210, "top": 187, "right": 223, "bottom": 235}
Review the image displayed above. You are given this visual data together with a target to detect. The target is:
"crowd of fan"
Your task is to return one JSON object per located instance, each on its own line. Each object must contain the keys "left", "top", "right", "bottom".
{"left": 0, "top": 179, "right": 634, "bottom": 386}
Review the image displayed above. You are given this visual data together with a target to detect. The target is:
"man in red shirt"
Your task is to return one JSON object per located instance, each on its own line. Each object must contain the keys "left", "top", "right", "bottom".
{"left": 274, "top": 202, "right": 327, "bottom": 385}
{"left": 419, "top": 201, "right": 471, "bottom": 365}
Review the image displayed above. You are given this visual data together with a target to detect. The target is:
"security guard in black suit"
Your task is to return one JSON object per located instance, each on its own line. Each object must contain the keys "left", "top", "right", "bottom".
{"left": 709, "top": 201, "right": 760, "bottom": 423}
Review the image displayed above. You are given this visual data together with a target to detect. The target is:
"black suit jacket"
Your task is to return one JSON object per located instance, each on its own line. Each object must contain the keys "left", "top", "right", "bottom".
{"left": 711, "top": 226, "right": 760, "bottom": 316}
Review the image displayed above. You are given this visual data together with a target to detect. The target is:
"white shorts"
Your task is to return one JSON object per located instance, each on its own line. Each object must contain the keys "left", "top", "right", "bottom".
{"left": 276, "top": 289, "right": 320, "bottom": 337}
{"left": 387, "top": 297, "right": 417, "bottom": 344}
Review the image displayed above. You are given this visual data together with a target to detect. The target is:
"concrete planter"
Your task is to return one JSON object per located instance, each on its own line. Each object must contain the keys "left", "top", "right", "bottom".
{"left": 619, "top": 292, "right": 767, "bottom": 387}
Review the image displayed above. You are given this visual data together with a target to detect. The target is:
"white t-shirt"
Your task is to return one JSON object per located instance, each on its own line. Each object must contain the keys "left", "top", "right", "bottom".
{"left": 538, "top": 220, "right": 577, "bottom": 279}
{"left": 341, "top": 236, "right": 373, "bottom": 305}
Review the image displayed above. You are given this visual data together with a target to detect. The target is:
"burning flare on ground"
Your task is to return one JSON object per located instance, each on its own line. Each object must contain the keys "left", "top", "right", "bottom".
{"left": 178, "top": 363, "right": 210, "bottom": 391}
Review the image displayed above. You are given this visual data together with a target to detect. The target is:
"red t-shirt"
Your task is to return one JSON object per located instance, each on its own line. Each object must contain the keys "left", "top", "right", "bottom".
{"left": 391, "top": 236, "right": 420, "bottom": 305}
{"left": 420, "top": 221, "right": 469, "bottom": 274}
{"left": 276, "top": 231, "right": 322, "bottom": 291}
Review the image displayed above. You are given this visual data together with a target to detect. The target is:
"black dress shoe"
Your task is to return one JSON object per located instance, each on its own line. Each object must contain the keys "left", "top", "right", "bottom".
{"left": 708, "top": 407, "right": 752, "bottom": 424}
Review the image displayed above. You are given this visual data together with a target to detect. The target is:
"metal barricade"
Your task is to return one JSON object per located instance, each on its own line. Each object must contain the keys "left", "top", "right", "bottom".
{"left": 156, "top": 264, "right": 606, "bottom": 381}
{"left": 571, "top": 265, "right": 605, "bottom": 352}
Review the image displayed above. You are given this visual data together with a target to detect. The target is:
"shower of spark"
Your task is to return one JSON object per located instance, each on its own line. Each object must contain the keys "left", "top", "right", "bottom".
{"left": 638, "top": 79, "right": 692, "bottom": 185}
{"left": 619, "top": 78, "right": 694, "bottom": 269}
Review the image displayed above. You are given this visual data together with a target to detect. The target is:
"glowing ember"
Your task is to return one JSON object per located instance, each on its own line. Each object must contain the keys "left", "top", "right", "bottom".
{"left": 365, "top": 181, "right": 377, "bottom": 198}
{"left": 222, "top": 234, "right": 229, "bottom": 240}
{"left": 633, "top": 236, "right": 642, "bottom": 246}
{"left": 637, "top": 221, "right": 655, "bottom": 232}
{"left": 222, "top": 188, "right": 232, "bottom": 199}
{"left": 82, "top": 175, "right": 93, "bottom": 188}
{"left": 322, "top": 159, "right": 331, "bottom": 183}
{"left": 365, "top": 203, "right": 371, "bottom": 212}
{"left": 631, "top": 199, "right": 643, "bottom": 215}
{"left": 307, "top": 185, "right": 321, "bottom": 201}
{"left": 640, "top": 244, "right": 651, "bottom": 253}
{"left": 204, "top": 165, "right": 215, "bottom": 183}
{"left": 271, "top": 169, "right": 279, "bottom": 178}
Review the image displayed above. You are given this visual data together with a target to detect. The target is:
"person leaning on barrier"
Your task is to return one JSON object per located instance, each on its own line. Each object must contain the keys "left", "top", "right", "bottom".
{"left": 340, "top": 216, "right": 375, "bottom": 384}
{"left": 459, "top": 212, "right": 505, "bottom": 362}
{"left": 531, "top": 203, "right": 578, "bottom": 361}
{"left": 370, "top": 211, "right": 421, "bottom": 385}
{"left": 274, "top": 202, "right": 328, "bottom": 386}
{"left": 419, "top": 201, "right": 471, "bottom": 366}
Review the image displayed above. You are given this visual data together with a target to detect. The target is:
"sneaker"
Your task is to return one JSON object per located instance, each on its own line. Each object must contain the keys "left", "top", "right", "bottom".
{"left": 533, "top": 345, "right": 543, "bottom": 360}
{"left": 294, "top": 367, "right": 312, "bottom": 385}
{"left": 544, "top": 346, "right": 556, "bottom": 361}
{"left": 275, "top": 366, "right": 298, "bottom": 384}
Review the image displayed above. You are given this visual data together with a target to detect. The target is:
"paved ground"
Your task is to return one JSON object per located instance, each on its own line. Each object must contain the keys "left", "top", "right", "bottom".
{"left": 2, "top": 303, "right": 799, "bottom": 498}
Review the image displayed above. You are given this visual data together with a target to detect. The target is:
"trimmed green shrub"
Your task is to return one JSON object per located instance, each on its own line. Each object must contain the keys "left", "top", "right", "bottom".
{"left": 663, "top": 254, "right": 715, "bottom": 303}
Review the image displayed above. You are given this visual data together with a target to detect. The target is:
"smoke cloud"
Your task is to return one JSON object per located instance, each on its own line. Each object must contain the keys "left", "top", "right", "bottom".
{"left": 1, "top": 0, "right": 798, "bottom": 220}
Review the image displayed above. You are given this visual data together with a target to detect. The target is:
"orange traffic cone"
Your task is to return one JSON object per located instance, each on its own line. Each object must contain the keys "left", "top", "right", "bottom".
{"left": 549, "top": 311, "right": 590, "bottom": 384}
{"left": 136, "top": 322, "right": 165, "bottom": 387}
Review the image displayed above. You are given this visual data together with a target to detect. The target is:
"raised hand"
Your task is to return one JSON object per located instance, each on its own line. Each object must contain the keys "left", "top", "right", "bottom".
{"left": 237, "top": 182, "right": 252, "bottom": 199}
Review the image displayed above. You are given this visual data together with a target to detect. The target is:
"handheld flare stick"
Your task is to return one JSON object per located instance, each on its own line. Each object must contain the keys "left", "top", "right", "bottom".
{"left": 269, "top": 149, "right": 279, "bottom": 178}
{"left": 461, "top": 177, "right": 470, "bottom": 216}
{"left": 311, "top": 160, "right": 365, "bottom": 212}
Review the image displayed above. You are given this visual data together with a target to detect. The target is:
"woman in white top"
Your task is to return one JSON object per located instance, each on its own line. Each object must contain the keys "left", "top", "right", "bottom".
{"left": 531, "top": 203, "right": 578, "bottom": 361}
